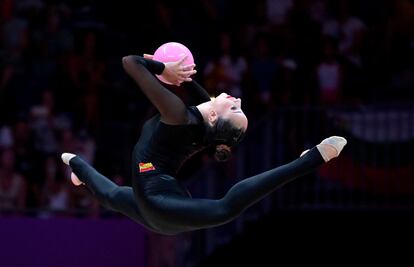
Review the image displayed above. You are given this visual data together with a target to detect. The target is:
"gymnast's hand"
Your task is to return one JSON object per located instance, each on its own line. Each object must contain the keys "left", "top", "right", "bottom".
{"left": 144, "top": 54, "right": 196, "bottom": 86}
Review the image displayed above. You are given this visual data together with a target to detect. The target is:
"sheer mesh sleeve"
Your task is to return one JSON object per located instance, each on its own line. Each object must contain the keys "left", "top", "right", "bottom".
{"left": 122, "top": 55, "right": 188, "bottom": 125}
{"left": 182, "top": 80, "right": 211, "bottom": 105}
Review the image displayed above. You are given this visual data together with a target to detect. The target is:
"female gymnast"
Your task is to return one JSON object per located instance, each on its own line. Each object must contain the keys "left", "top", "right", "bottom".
{"left": 61, "top": 54, "right": 346, "bottom": 235}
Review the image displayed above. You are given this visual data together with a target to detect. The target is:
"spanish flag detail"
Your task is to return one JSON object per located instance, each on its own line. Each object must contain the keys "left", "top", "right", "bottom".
{"left": 139, "top": 162, "right": 156, "bottom": 173}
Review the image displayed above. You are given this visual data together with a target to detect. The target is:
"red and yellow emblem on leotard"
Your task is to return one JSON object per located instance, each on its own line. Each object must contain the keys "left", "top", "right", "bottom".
{"left": 138, "top": 162, "right": 156, "bottom": 173}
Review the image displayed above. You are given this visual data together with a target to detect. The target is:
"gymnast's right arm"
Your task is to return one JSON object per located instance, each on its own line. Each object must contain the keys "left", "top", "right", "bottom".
{"left": 122, "top": 55, "right": 191, "bottom": 124}
{"left": 182, "top": 80, "right": 211, "bottom": 105}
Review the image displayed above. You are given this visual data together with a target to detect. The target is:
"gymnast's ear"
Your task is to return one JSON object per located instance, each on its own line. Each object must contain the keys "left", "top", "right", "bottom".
{"left": 208, "top": 109, "right": 218, "bottom": 126}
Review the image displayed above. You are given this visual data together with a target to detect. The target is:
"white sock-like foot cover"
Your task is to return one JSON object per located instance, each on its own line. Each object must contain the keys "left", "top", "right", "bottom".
{"left": 317, "top": 136, "right": 347, "bottom": 162}
{"left": 61, "top": 153, "right": 76, "bottom": 165}
{"left": 71, "top": 172, "right": 84, "bottom": 186}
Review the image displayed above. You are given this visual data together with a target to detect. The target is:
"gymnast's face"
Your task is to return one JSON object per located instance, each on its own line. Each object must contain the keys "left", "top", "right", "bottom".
{"left": 211, "top": 93, "right": 248, "bottom": 130}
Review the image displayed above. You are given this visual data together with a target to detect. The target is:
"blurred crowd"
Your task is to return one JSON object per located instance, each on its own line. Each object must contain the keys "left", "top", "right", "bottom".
{"left": 0, "top": 0, "right": 413, "bottom": 216}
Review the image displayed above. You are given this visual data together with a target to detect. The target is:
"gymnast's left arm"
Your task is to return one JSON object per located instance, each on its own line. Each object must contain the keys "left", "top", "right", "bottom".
{"left": 122, "top": 55, "right": 194, "bottom": 124}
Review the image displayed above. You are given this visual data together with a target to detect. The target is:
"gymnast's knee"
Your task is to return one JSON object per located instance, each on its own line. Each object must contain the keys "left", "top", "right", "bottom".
{"left": 95, "top": 188, "right": 120, "bottom": 210}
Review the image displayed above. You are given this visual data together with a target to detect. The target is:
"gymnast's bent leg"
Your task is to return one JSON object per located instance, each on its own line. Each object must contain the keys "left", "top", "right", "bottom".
{"left": 139, "top": 137, "right": 346, "bottom": 234}
{"left": 62, "top": 154, "right": 148, "bottom": 226}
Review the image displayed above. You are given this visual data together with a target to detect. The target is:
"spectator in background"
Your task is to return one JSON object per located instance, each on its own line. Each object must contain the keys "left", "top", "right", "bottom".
{"left": 0, "top": 0, "right": 13, "bottom": 22}
{"left": 1, "top": 3, "right": 28, "bottom": 52}
{"left": 273, "top": 41, "right": 299, "bottom": 105}
{"left": 0, "top": 125, "right": 13, "bottom": 148}
{"left": 39, "top": 156, "right": 70, "bottom": 217}
{"left": 266, "top": 0, "right": 294, "bottom": 26}
{"left": 0, "top": 2, "right": 30, "bottom": 118}
{"left": 337, "top": 3, "right": 366, "bottom": 68}
{"left": 321, "top": 0, "right": 366, "bottom": 68}
{"left": 315, "top": 38, "right": 344, "bottom": 105}
{"left": 27, "top": 4, "right": 73, "bottom": 103}
{"left": 66, "top": 31, "right": 106, "bottom": 130}
{"left": 250, "top": 34, "right": 277, "bottom": 110}
{"left": 30, "top": 90, "right": 59, "bottom": 157}
{"left": 59, "top": 128, "right": 77, "bottom": 156}
{"left": 0, "top": 148, "right": 27, "bottom": 214}
{"left": 203, "top": 31, "right": 248, "bottom": 98}
{"left": 12, "top": 118, "right": 35, "bottom": 187}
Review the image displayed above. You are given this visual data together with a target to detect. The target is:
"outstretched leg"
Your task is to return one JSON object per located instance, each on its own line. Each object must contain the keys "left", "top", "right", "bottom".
{"left": 139, "top": 136, "right": 346, "bottom": 234}
{"left": 61, "top": 154, "right": 149, "bottom": 226}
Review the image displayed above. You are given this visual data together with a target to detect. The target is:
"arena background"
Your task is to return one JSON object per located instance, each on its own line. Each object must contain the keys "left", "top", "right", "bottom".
{"left": 1, "top": 0, "right": 413, "bottom": 266}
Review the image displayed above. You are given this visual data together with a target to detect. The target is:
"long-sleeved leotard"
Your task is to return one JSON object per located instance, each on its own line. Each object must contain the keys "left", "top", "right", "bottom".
{"left": 67, "top": 56, "right": 326, "bottom": 235}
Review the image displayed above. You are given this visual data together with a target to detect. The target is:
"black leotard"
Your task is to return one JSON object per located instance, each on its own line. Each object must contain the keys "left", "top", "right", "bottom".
{"left": 132, "top": 106, "right": 206, "bottom": 176}
{"left": 68, "top": 56, "right": 325, "bottom": 235}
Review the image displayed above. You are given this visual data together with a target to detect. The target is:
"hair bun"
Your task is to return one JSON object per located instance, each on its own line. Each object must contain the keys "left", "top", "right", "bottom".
{"left": 214, "top": 144, "right": 232, "bottom": 162}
